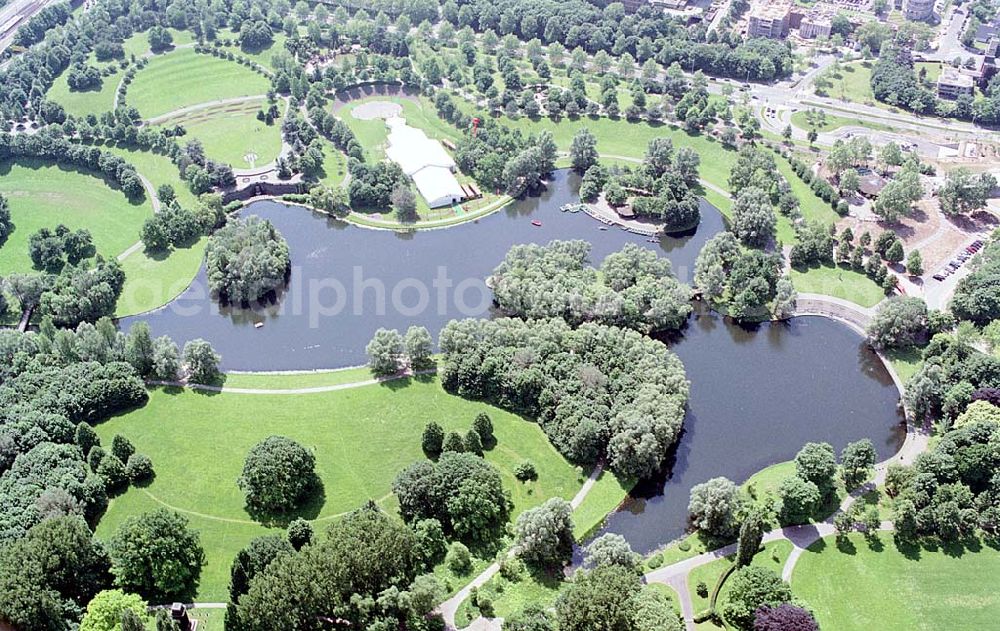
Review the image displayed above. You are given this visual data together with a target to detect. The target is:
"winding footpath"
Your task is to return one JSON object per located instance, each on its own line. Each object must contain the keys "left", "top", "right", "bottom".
{"left": 643, "top": 424, "right": 928, "bottom": 631}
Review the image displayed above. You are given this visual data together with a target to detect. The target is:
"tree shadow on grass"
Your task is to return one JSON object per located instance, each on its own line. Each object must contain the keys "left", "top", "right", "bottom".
{"left": 244, "top": 477, "right": 326, "bottom": 528}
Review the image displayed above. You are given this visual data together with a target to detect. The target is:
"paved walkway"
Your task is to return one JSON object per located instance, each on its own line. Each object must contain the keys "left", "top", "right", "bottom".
{"left": 436, "top": 464, "right": 606, "bottom": 631}
{"left": 117, "top": 173, "right": 162, "bottom": 262}
{"left": 642, "top": 423, "right": 928, "bottom": 630}
{"left": 791, "top": 292, "right": 877, "bottom": 335}
{"left": 148, "top": 368, "right": 437, "bottom": 395}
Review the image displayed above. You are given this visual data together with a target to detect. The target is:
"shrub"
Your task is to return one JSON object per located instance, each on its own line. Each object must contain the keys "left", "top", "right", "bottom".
{"left": 514, "top": 460, "right": 538, "bottom": 481}
{"left": 286, "top": 518, "right": 314, "bottom": 550}
{"left": 125, "top": 453, "right": 153, "bottom": 482}
{"left": 446, "top": 541, "right": 472, "bottom": 574}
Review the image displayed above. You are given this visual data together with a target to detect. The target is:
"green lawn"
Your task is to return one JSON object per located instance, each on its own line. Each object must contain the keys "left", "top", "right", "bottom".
{"left": 103, "top": 144, "right": 198, "bottom": 207}
{"left": 446, "top": 94, "right": 737, "bottom": 192}
{"left": 216, "top": 28, "right": 289, "bottom": 72}
{"left": 790, "top": 263, "right": 885, "bottom": 308}
{"left": 94, "top": 377, "right": 623, "bottom": 601}
{"left": 164, "top": 102, "right": 283, "bottom": 167}
{"left": 789, "top": 110, "right": 892, "bottom": 134}
{"left": 317, "top": 139, "right": 348, "bottom": 188}
{"left": 123, "top": 28, "right": 195, "bottom": 59}
{"left": 688, "top": 540, "right": 794, "bottom": 619}
{"left": 571, "top": 469, "right": 633, "bottom": 540}
{"left": 46, "top": 29, "right": 197, "bottom": 118}
{"left": 0, "top": 160, "right": 152, "bottom": 275}
{"left": 98, "top": 144, "right": 206, "bottom": 317}
{"left": 814, "top": 62, "right": 875, "bottom": 104}
{"left": 884, "top": 346, "right": 924, "bottom": 383}
{"left": 127, "top": 48, "right": 271, "bottom": 119}
{"left": 116, "top": 235, "right": 207, "bottom": 317}
{"left": 47, "top": 65, "right": 124, "bottom": 117}
{"left": 793, "top": 532, "right": 1000, "bottom": 631}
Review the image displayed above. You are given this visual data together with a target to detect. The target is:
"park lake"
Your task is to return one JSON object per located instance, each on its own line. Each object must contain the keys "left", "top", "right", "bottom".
{"left": 123, "top": 169, "right": 904, "bottom": 553}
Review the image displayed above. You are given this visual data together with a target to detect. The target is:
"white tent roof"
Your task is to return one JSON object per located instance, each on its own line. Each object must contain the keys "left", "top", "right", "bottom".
{"left": 384, "top": 117, "right": 464, "bottom": 207}
{"left": 385, "top": 117, "right": 456, "bottom": 176}
{"left": 411, "top": 165, "right": 465, "bottom": 208}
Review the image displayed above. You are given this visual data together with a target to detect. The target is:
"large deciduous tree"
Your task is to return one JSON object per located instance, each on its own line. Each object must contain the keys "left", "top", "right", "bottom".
{"left": 238, "top": 436, "right": 318, "bottom": 514}
{"left": 514, "top": 497, "right": 575, "bottom": 567}
{"left": 688, "top": 476, "right": 742, "bottom": 537}
{"left": 108, "top": 509, "right": 204, "bottom": 602}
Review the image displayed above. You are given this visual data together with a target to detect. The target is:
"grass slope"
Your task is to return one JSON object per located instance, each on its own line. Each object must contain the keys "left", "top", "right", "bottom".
{"left": 0, "top": 160, "right": 152, "bottom": 275}
{"left": 94, "top": 377, "right": 619, "bottom": 600}
{"left": 445, "top": 94, "right": 737, "bottom": 191}
{"left": 790, "top": 263, "right": 885, "bottom": 308}
{"left": 793, "top": 532, "right": 1000, "bottom": 631}
{"left": 128, "top": 48, "right": 271, "bottom": 119}
{"left": 165, "top": 103, "right": 283, "bottom": 167}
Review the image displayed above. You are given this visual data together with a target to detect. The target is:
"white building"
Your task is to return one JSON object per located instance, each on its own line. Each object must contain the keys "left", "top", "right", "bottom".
{"left": 384, "top": 117, "right": 465, "bottom": 208}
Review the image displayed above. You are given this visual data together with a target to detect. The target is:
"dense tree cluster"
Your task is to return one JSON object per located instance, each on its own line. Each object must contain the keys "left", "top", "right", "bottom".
{"left": 37, "top": 259, "right": 126, "bottom": 328}
{"left": 694, "top": 232, "right": 793, "bottom": 321}
{"left": 347, "top": 159, "right": 408, "bottom": 208}
{"left": 866, "top": 297, "right": 931, "bottom": 350}
{"left": 0, "top": 516, "right": 112, "bottom": 631}
{"left": 951, "top": 239, "right": 1000, "bottom": 325}
{"left": 366, "top": 326, "right": 434, "bottom": 375}
{"left": 108, "top": 509, "right": 205, "bottom": 602}
{"left": 238, "top": 436, "right": 319, "bottom": 514}
{"left": 938, "top": 169, "right": 996, "bottom": 218}
{"left": 393, "top": 452, "right": 511, "bottom": 543}
{"left": 870, "top": 44, "right": 935, "bottom": 114}
{"left": 0, "top": 133, "right": 145, "bottom": 202}
{"left": 439, "top": 317, "right": 688, "bottom": 479}
{"left": 205, "top": 216, "right": 290, "bottom": 304}
{"left": 437, "top": 92, "right": 556, "bottom": 195}
{"left": 890, "top": 413, "right": 1000, "bottom": 541}
{"left": 551, "top": 564, "right": 682, "bottom": 631}
{"left": 490, "top": 241, "right": 692, "bottom": 333}
{"left": 229, "top": 504, "right": 445, "bottom": 631}
{"left": 904, "top": 329, "right": 1000, "bottom": 424}
{"left": 28, "top": 225, "right": 95, "bottom": 272}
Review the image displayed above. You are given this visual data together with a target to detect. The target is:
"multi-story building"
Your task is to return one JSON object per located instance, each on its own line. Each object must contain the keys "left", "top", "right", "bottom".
{"left": 748, "top": 1, "right": 792, "bottom": 38}
{"left": 902, "top": 0, "right": 934, "bottom": 22}
{"left": 799, "top": 14, "right": 832, "bottom": 38}
{"left": 937, "top": 67, "right": 975, "bottom": 99}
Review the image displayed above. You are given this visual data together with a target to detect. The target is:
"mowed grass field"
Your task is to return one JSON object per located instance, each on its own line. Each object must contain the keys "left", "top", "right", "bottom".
{"left": 814, "top": 62, "right": 876, "bottom": 104}
{"left": 793, "top": 532, "right": 1000, "bottom": 631}
{"left": 100, "top": 144, "right": 206, "bottom": 317}
{"left": 47, "top": 65, "right": 125, "bottom": 118}
{"left": 790, "top": 263, "right": 886, "bottom": 308}
{"left": 446, "top": 92, "right": 738, "bottom": 191}
{"left": 94, "top": 377, "right": 627, "bottom": 601}
{"left": 128, "top": 48, "right": 271, "bottom": 119}
{"left": 46, "top": 29, "right": 196, "bottom": 118}
{"left": 0, "top": 160, "right": 152, "bottom": 274}
{"left": 160, "top": 101, "right": 283, "bottom": 167}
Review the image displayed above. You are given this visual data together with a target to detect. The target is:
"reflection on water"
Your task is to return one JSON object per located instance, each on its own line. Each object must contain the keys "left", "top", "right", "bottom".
{"left": 587, "top": 306, "right": 904, "bottom": 554}
{"left": 122, "top": 170, "right": 903, "bottom": 553}
{"left": 123, "top": 170, "right": 724, "bottom": 370}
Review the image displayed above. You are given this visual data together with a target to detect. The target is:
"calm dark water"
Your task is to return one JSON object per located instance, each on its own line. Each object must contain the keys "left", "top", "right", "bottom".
{"left": 593, "top": 307, "right": 904, "bottom": 553}
{"left": 124, "top": 170, "right": 722, "bottom": 369}
{"left": 122, "top": 168, "right": 904, "bottom": 551}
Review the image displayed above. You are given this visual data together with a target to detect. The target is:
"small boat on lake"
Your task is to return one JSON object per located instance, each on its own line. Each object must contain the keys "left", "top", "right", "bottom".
{"left": 531, "top": 220, "right": 542, "bottom": 227}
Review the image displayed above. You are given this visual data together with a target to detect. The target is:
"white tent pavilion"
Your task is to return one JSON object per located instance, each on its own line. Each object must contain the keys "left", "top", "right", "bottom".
{"left": 384, "top": 117, "right": 466, "bottom": 208}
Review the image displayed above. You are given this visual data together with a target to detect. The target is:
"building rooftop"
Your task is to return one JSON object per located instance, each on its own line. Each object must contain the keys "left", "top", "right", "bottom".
{"left": 938, "top": 68, "right": 975, "bottom": 88}
{"left": 750, "top": 1, "right": 792, "bottom": 19}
